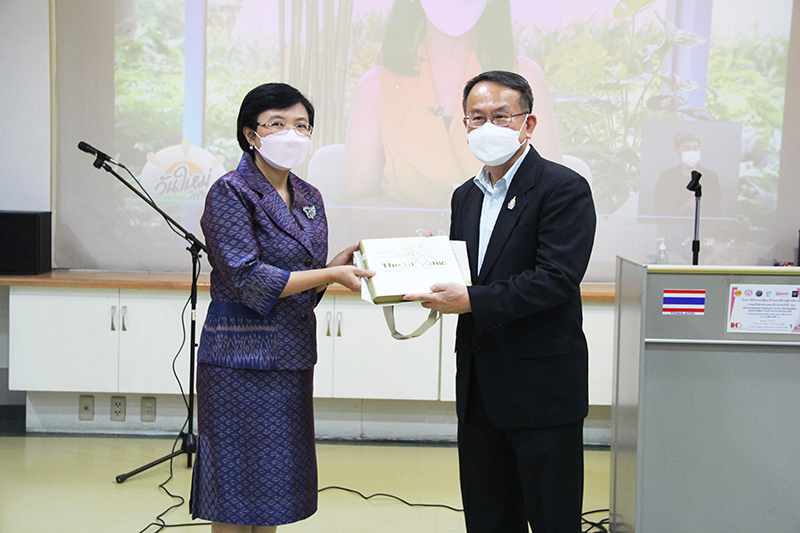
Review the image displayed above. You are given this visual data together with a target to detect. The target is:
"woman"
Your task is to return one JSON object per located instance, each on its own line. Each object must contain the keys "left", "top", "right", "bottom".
{"left": 190, "top": 83, "right": 372, "bottom": 533}
{"left": 343, "top": 0, "right": 561, "bottom": 211}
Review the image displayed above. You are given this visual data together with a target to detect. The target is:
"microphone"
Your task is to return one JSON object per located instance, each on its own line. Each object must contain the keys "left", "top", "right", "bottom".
{"left": 686, "top": 170, "right": 702, "bottom": 192}
{"left": 78, "top": 141, "right": 120, "bottom": 168}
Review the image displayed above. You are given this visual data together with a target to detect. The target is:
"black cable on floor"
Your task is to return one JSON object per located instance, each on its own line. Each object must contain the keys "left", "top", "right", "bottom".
{"left": 136, "top": 294, "right": 211, "bottom": 533}
{"left": 136, "top": 478, "right": 609, "bottom": 531}
{"left": 319, "top": 485, "right": 464, "bottom": 512}
{"left": 320, "top": 484, "right": 610, "bottom": 533}
{"left": 131, "top": 287, "right": 611, "bottom": 531}
{"left": 582, "top": 508, "right": 611, "bottom": 532}
{"left": 136, "top": 429, "right": 211, "bottom": 533}
{"left": 138, "top": 524, "right": 209, "bottom": 530}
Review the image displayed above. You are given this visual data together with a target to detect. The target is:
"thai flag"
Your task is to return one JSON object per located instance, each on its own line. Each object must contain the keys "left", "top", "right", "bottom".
{"left": 662, "top": 289, "right": 706, "bottom": 315}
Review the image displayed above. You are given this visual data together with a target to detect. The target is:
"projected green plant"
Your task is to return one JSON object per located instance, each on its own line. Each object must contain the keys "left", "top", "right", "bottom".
{"left": 707, "top": 30, "right": 787, "bottom": 231}
{"left": 203, "top": 2, "right": 281, "bottom": 168}
{"left": 204, "top": 0, "right": 375, "bottom": 168}
{"left": 114, "top": 0, "right": 787, "bottom": 227}
{"left": 524, "top": 0, "right": 709, "bottom": 214}
{"left": 522, "top": 0, "right": 787, "bottom": 222}
{"left": 115, "top": 0, "right": 185, "bottom": 174}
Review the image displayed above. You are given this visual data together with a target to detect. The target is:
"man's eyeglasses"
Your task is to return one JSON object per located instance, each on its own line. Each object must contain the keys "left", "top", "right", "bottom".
{"left": 257, "top": 122, "right": 314, "bottom": 136}
{"left": 464, "top": 112, "right": 528, "bottom": 128}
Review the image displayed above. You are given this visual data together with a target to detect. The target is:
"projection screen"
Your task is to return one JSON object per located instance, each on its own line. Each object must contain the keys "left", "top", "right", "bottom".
{"left": 53, "top": 0, "right": 798, "bottom": 281}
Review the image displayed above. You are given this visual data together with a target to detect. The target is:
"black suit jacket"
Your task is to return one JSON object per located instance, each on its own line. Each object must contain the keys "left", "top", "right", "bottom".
{"left": 450, "top": 147, "right": 596, "bottom": 429}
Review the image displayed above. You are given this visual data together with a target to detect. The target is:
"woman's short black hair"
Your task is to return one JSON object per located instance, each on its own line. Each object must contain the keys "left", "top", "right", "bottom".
{"left": 236, "top": 83, "right": 315, "bottom": 154}
{"left": 462, "top": 70, "right": 533, "bottom": 115}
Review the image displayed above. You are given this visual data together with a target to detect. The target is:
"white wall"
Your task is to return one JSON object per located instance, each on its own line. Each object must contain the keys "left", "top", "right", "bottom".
{"left": 0, "top": 0, "right": 50, "bottom": 406}
{"left": 0, "top": 0, "right": 51, "bottom": 212}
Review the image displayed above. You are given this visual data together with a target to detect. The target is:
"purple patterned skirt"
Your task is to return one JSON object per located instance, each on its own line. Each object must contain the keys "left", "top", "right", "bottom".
{"left": 190, "top": 363, "right": 317, "bottom": 526}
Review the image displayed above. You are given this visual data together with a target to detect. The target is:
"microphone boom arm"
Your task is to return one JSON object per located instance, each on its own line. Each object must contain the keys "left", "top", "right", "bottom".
{"left": 98, "top": 161, "right": 207, "bottom": 254}
{"left": 79, "top": 150, "right": 207, "bottom": 481}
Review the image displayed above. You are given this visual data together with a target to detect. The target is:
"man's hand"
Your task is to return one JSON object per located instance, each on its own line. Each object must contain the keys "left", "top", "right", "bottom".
{"left": 403, "top": 282, "right": 471, "bottom": 314}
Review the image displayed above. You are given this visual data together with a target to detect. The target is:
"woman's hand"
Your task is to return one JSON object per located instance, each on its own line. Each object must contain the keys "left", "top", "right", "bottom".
{"left": 329, "top": 265, "right": 374, "bottom": 292}
{"left": 327, "top": 243, "right": 360, "bottom": 268}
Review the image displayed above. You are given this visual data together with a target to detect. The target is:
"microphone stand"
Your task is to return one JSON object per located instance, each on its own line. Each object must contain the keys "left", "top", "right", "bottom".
{"left": 82, "top": 154, "right": 206, "bottom": 483}
{"left": 686, "top": 170, "right": 702, "bottom": 266}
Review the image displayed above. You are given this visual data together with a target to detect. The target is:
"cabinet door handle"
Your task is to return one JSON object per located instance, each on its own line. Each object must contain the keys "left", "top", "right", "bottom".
{"left": 121, "top": 306, "right": 127, "bottom": 331}
{"left": 325, "top": 311, "right": 332, "bottom": 337}
{"left": 110, "top": 306, "right": 117, "bottom": 331}
{"left": 336, "top": 312, "right": 342, "bottom": 337}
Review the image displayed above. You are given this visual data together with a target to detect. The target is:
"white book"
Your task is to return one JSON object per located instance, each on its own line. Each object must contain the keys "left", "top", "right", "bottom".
{"left": 357, "top": 236, "right": 470, "bottom": 305}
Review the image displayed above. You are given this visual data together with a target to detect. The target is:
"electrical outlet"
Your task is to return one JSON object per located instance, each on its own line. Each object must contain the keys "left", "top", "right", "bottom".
{"left": 141, "top": 397, "right": 156, "bottom": 422}
{"left": 79, "top": 395, "right": 94, "bottom": 421}
{"left": 111, "top": 396, "right": 126, "bottom": 421}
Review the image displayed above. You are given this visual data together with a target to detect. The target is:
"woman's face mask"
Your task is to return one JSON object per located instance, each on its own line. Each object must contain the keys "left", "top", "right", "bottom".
{"left": 254, "top": 129, "right": 311, "bottom": 171}
{"left": 420, "top": 0, "right": 489, "bottom": 37}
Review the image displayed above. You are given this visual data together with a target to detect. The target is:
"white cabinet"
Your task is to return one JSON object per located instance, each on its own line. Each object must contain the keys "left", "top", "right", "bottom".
{"left": 10, "top": 287, "right": 119, "bottom": 392}
{"left": 9, "top": 286, "right": 209, "bottom": 394}
{"left": 583, "top": 301, "right": 615, "bottom": 405}
{"left": 313, "top": 298, "right": 336, "bottom": 397}
{"left": 8, "top": 285, "right": 613, "bottom": 404}
{"left": 117, "top": 289, "right": 210, "bottom": 394}
{"left": 316, "top": 295, "right": 442, "bottom": 401}
{"left": 439, "top": 314, "right": 458, "bottom": 402}
{"left": 10, "top": 288, "right": 442, "bottom": 401}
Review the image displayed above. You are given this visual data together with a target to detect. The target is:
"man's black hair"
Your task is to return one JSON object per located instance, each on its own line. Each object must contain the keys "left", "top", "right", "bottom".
{"left": 462, "top": 70, "right": 533, "bottom": 115}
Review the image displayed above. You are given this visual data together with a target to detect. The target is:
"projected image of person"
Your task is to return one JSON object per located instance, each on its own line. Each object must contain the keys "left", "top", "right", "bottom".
{"left": 343, "top": 0, "right": 561, "bottom": 213}
{"left": 190, "top": 83, "right": 373, "bottom": 533}
{"left": 654, "top": 130, "right": 722, "bottom": 218}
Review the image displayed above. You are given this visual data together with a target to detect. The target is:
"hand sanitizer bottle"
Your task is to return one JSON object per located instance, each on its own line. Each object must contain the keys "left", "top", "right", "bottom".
{"left": 655, "top": 238, "right": 669, "bottom": 264}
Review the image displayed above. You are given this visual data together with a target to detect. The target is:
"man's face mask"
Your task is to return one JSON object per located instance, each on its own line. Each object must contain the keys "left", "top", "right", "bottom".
{"left": 467, "top": 118, "right": 527, "bottom": 167}
{"left": 681, "top": 150, "right": 701, "bottom": 167}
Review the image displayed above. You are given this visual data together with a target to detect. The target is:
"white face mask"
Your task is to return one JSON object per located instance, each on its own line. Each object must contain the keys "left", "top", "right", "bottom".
{"left": 681, "top": 150, "right": 701, "bottom": 167}
{"left": 254, "top": 129, "right": 311, "bottom": 171}
{"left": 467, "top": 119, "right": 526, "bottom": 167}
{"left": 420, "top": 0, "right": 488, "bottom": 37}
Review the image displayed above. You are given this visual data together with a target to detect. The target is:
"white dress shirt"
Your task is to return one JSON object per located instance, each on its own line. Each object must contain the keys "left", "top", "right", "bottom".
{"left": 472, "top": 145, "right": 531, "bottom": 273}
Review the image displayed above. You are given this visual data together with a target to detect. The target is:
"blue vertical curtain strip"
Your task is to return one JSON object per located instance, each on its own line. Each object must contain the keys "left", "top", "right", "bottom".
{"left": 184, "top": 0, "right": 207, "bottom": 147}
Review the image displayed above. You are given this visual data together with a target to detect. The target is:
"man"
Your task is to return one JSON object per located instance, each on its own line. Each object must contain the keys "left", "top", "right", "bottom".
{"left": 653, "top": 130, "right": 722, "bottom": 218}
{"left": 405, "top": 70, "right": 596, "bottom": 532}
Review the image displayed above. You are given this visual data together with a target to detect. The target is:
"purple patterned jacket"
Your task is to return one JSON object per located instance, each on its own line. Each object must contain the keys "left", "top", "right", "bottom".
{"left": 197, "top": 153, "right": 328, "bottom": 370}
